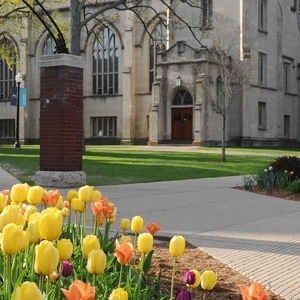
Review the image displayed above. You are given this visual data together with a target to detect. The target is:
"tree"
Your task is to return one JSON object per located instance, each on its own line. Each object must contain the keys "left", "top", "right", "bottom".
{"left": 196, "top": 15, "right": 254, "bottom": 162}
{"left": 0, "top": 0, "right": 205, "bottom": 59}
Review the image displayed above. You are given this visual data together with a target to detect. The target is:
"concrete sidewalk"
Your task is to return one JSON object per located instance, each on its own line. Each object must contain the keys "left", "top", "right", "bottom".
{"left": 1, "top": 168, "right": 300, "bottom": 299}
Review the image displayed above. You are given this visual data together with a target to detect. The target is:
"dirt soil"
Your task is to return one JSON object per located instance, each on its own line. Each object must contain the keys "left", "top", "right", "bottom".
{"left": 150, "top": 186, "right": 300, "bottom": 300}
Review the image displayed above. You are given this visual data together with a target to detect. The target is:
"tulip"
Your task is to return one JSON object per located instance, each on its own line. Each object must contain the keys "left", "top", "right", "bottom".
{"left": 14, "top": 281, "right": 43, "bottom": 300}
{"left": 10, "top": 183, "right": 27, "bottom": 203}
{"left": 27, "top": 185, "right": 44, "bottom": 205}
{"left": 66, "top": 189, "right": 78, "bottom": 201}
{"left": 175, "top": 288, "right": 192, "bottom": 300}
{"left": 57, "top": 238, "right": 73, "bottom": 260}
{"left": 78, "top": 185, "right": 93, "bottom": 202}
{"left": 187, "top": 269, "right": 201, "bottom": 289}
{"left": 201, "top": 270, "right": 217, "bottom": 290}
{"left": 26, "top": 219, "right": 41, "bottom": 244}
{"left": 107, "top": 206, "right": 117, "bottom": 223}
{"left": 120, "top": 218, "right": 130, "bottom": 231}
{"left": 183, "top": 270, "right": 196, "bottom": 285}
{"left": 54, "top": 196, "right": 64, "bottom": 210}
{"left": 131, "top": 215, "right": 144, "bottom": 233}
{"left": 240, "top": 282, "right": 268, "bottom": 300}
{"left": 169, "top": 235, "right": 186, "bottom": 257}
{"left": 91, "top": 189, "right": 102, "bottom": 202}
{"left": 1, "top": 223, "right": 23, "bottom": 255}
{"left": 61, "top": 207, "right": 69, "bottom": 217}
{"left": 82, "top": 235, "right": 100, "bottom": 258}
{"left": 24, "top": 205, "right": 38, "bottom": 221}
{"left": 21, "top": 230, "right": 29, "bottom": 250}
{"left": 61, "top": 279, "right": 95, "bottom": 300}
{"left": 71, "top": 197, "right": 85, "bottom": 213}
{"left": 120, "top": 234, "right": 132, "bottom": 243}
{"left": 87, "top": 249, "right": 107, "bottom": 275}
{"left": 137, "top": 232, "right": 153, "bottom": 254}
{"left": 115, "top": 239, "right": 133, "bottom": 265}
{"left": 60, "top": 260, "right": 73, "bottom": 277}
{"left": 0, "top": 193, "right": 7, "bottom": 212}
{"left": 45, "top": 189, "right": 61, "bottom": 206}
{"left": 34, "top": 240, "right": 59, "bottom": 276}
{"left": 39, "top": 207, "right": 62, "bottom": 241}
{"left": 109, "top": 287, "right": 128, "bottom": 300}
{"left": 146, "top": 221, "right": 161, "bottom": 235}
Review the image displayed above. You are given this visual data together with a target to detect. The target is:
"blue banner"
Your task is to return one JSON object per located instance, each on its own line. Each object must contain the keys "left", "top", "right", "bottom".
{"left": 10, "top": 87, "right": 26, "bottom": 107}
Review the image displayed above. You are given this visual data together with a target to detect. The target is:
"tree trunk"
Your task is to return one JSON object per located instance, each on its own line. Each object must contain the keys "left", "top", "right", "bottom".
{"left": 222, "top": 114, "right": 226, "bottom": 162}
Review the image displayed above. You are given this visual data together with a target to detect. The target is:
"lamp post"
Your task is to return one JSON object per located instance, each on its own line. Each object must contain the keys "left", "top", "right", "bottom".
{"left": 14, "top": 73, "right": 23, "bottom": 148}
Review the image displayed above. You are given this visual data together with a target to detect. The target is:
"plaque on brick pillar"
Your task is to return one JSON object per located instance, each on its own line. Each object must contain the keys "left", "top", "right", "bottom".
{"left": 35, "top": 54, "right": 86, "bottom": 188}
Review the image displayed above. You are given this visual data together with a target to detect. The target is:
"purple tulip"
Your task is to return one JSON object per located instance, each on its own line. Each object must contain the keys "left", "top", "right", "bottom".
{"left": 175, "top": 288, "right": 192, "bottom": 300}
{"left": 60, "top": 260, "right": 73, "bottom": 277}
{"left": 183, "top": 270, "right": 196, "bottom": 285}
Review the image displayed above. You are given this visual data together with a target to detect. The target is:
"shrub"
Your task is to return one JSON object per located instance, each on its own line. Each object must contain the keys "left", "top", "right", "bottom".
{"left": 271, "top": 155, "right": 300, "bottom": 181}
{"left": 287, "top": 179, "right": 300, "bottom": 194}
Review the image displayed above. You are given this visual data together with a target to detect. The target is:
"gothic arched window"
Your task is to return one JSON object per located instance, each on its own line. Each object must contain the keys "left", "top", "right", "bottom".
{"left": 258, "top": 0, "right": 267, "bottom": 31}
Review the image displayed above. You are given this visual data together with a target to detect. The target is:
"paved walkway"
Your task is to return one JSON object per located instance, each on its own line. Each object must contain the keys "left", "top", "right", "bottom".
{"left": 1, "top": 164, "right": 300, "bottom": 299}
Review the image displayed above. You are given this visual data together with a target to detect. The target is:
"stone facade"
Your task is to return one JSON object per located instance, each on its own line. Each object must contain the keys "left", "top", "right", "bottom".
{"left": 0, "top": 0, "right": 299, "bottom": 146}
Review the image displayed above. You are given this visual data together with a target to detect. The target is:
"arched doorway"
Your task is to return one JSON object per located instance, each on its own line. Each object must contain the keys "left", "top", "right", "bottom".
{"left": 171, "top": 90, "right": 193, "bottom": 140}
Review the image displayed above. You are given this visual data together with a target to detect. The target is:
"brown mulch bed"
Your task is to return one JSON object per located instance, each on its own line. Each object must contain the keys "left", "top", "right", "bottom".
{"left": 151, "top": 186, "right": 300, "bottom": 300}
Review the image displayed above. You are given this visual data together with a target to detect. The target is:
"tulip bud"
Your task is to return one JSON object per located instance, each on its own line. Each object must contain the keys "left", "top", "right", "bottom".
{"left": 78, "top": 185, "right": 93, "bottom": 202}
{"left": 137, "top": 232, "right": 153, "bottom": 254}
{"left": 71, "top": 198, "right": 85, "bottom": 213}
{"left": 66, "top": 189, "right": 78, "bottom": 201}
{"left": 109, "top": 287, "right": 128, "bottom": 300}
{"left": 201, "top": 270, "right": 217, "bottom": 290}
{"left": 87, "top": 249, "right": 107, "bottom": 275}
{"left": 61, "top": 207, "right": 69, "bottom": 217}
{"left": 120, "top": 234, "right": 132, "bottom": 244}
{"left": 26, "top": 219, "right": 41, "bottom": 244}
{"left": 187, "top": 269, "right": 201, "bottom": 289}
{"left": 39, "top": 207, "right": 62, "bottom": 241}
{"left": 0, "top": 193, "right": 7, "bottom": 212}
{"left": 34, "top": 240, "right": 59, "bottom": 276}
{"left": 1, "top": 223, "right": 23, "bottom": 255}
{"left": 27, "top": 186, "right": 44, "bottom": 205}
{"left": 131, "top": 215, "right": 144, "bottom": 233}
{"left": 57, "top": 238, "right": 73, "bottom": 260}
{"left": 120, "top": 218, "right": 130, "bottom": 231}
{"left": 82, "top": 235, "right": 100, "bottom": 258}
{"left": 14, "top": 281, "right": 43, "bottom": 300}
{"left": 91, "top": 189, "right": 102, "bottom": 202}
{"left": 54, "top": 196, "right": 64, "bottom": 210}
{"left": 183, "top": 270, "right": 196, "bottom": 285}
{"left": 24, "top": 205, "right": 38, "bottom": 222}
{"left": 10, "top": 183, "right": 27, "bottom": 203}
{"left": 169, "top": 235, "right": 185, "bottom": 257}
{"left": 60, "top": 260, "right": 73, "bottom": 277}
{"left": 175, "top": 288, "right": 192, "bottom": 300}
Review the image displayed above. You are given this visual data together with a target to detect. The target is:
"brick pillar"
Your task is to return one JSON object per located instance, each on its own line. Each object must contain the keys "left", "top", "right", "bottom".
{"left": 35, "top": 54, "right": 86, "bottom": 188}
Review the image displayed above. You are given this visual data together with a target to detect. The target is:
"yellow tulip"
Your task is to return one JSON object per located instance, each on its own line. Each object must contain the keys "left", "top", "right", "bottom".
{"left": 26, "top": 219, "right": 41, "bottom": 244}
{"left": 201, "top": 270, "right": 217, "bottom": 290}
{"left": 0, "top": 193, "right": 7, "bottom": 212}
{"left": 24, "top": 205, "right": 38, "bottom": 222}
{"left": 78, "top": 185, "right": 93, "bottom": 202}
{"left": 21, "top": 230, "right": 29, "bottom": 250}
{"left": 120, "top": 234, "right": 132, "bottom": 243}
{"left": 137, "top": 232, "right": 153, "bottom": 253}
{"left": 109, "top": 287, "right": 128, "bottom": 300}
{"left": 169, "top": 235, "right": 186, "bottom": 257}
{"left": 66, "top": 189, "right": 78, "bottom": 201}
{"left": 1, "top": 223, "right": 23, "bottom": 255}
{"left": 71, "top": 198, "right": 85, "bottom": 213}
{"left": 54, "top": 196, "right": 64, "bottom": 210}
{"left": 108, "top": 207, "right": 117, "bottom": 223}
{"left": 131, "top": 215, "right": 144, "bottom": 233}
{"left": 57, "top": 238, "right": 73, "bottom": 260}
{"left": 91, "top": 189, "right": 102, "bottom": 202}
{"left": 27, "top": 186, "right": 44, "bottom": 205}
{"left": 61, "top": 207, "right": 69, "bottom": 217}
{"left": 87, "top": 249, "right": 107, "bottom": 275}
{"left": 120, "top": 218, "right": 130, "bottom": 231}
{"left": 82, "top": 235, "right": 100, "bottom": 258}
{"left": 10, "top": 183, "right": 27, "bottom": 203}
{"left": 39, "top": 207, "right": 62, "bottom": 241}
{"left": 34, "top": 240, "right": 59, "bottom": 276}
{"left": 187, "top": 269, "right": 201, "bottom": 289}
{"left": 14, "top": 281, "right": 43, "bottom": 300}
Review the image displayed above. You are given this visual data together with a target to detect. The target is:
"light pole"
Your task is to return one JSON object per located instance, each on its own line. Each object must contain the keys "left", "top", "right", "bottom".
{"left": 14, "top": 73, "right": 23, "bottom": 148}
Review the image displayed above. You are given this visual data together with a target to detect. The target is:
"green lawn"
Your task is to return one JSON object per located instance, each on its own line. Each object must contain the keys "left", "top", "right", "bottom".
{"left": 0, "top": 145, "right": 299, "bottom": 186}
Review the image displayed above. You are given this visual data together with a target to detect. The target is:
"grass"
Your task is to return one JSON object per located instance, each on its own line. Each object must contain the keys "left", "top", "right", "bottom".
{"left": 0, "top": 144, "right": 299, "bottom": 186}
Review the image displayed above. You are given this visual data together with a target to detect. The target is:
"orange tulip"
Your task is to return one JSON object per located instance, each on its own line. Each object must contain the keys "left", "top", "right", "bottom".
{"left": 115, "top": 239, "right": 134, "bottom": 265}
{"left": 61, "top": 279, "right": 95, "bottom": 300}
{"left": 240, "top": 282, "right": 268, "bottom": 300}
{"left": 146, "top": 221, "right": 161, "bottom": 235}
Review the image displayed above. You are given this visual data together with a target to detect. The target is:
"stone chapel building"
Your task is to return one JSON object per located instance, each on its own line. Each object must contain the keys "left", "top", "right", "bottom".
{"left": 0, "top": 0, "right": 299, "bottom": 146}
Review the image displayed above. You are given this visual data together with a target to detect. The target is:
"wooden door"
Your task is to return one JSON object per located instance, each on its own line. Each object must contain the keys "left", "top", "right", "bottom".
{"left": 171, "top": 107, "right": 193, "bottom": 140}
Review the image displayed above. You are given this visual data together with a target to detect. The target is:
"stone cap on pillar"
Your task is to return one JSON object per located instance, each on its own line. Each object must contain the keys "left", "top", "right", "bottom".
{"left": 39, "top": 54, "right": 85, "bottom": 69}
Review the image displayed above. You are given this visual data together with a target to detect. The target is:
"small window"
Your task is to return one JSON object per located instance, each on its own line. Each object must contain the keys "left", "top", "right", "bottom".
{"left": 0, "top": 119, "right": 15, "bottom": 137}
{"left": 258, "top": 0, "right": 267, "bottom": 32}
{"left": 284, "top": 115, "right": 290, "bottom": 138}
{"left": 258, "top": 102, "right": 266, "bottom": 129}
{"left": 216, "top": 76, "right": 224, "bottom": 105}
{"left": 202, "top": 0, "right": 213, "bottom": 28}
{"left": 42, "top": 36, "right": 56, "bottom": 55}
{"left": 258, "top": 52, "right": 267, "bottom": 86}
{"left": 172, "top": 90, "right": 193, "bottom": 106}
{"left": 92, "top": 117, "right": 117, "bottom": 137}
{"left": 283, "top": 62, "right": 291, "bottom": 93}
